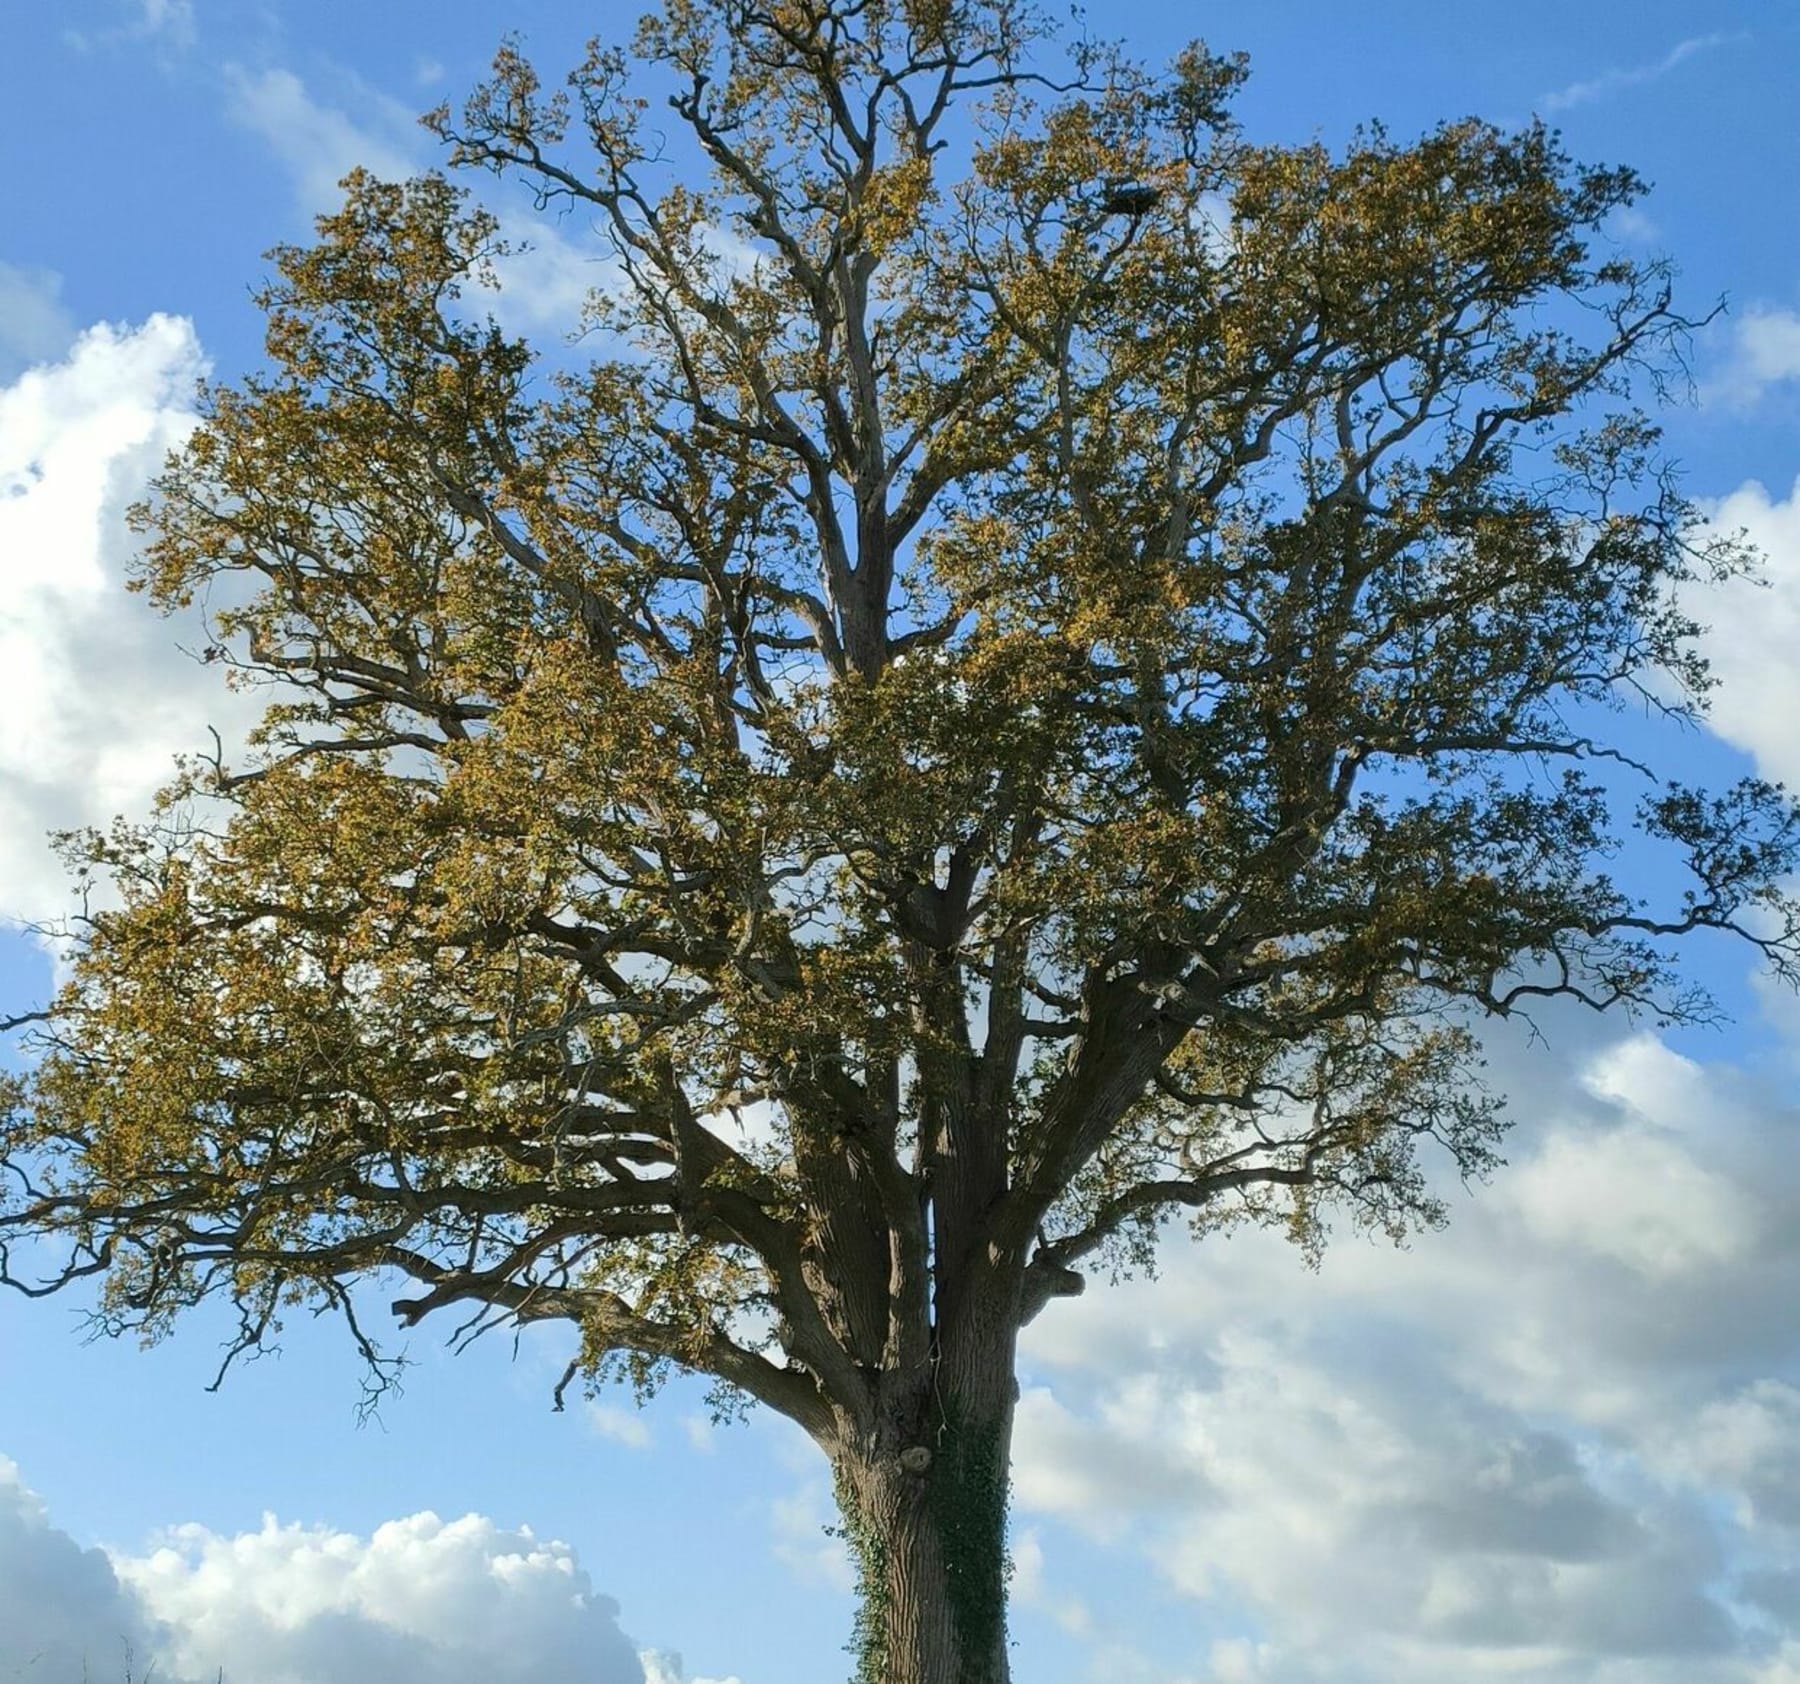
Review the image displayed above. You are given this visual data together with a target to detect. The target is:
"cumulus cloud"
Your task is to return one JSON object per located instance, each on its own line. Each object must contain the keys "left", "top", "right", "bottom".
{"left": 1669, "top": 1380, "right": 1800, "bottom": 1529}
{"left": 641, "top": 1656, "right": 742, "bottom": 1684}
{"left": 0, "top": 313, "right": 258, "bottom": 933}
{"left": 1500, "top": 1107, "right": 1750, "bottom": 1278}
{"left": 1687, "top": 475, "right": 1800, "bottom": 787}
{"left": 1706, "top": 307, "right": 1800, "bottom": 408}
{"left": 118, "top": 1509, "right": 649, "bottom": 1684}
{"left": 1013, "top": 1381, "right": 1212, "bottom": 1539}
{"left": 0, "top": 1457, "right": 730, "bottom": 1684}
{"left": 1013, "top": 1023, "right": 1800, "bottom": 1682}
{"left": 0, "top": 1458, "right": 174, "bottom": 1683}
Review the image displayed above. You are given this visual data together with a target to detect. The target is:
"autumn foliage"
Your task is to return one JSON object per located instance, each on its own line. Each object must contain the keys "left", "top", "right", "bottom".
{"left": 6, "top": 3, "right": 1799, "bottom": 1678}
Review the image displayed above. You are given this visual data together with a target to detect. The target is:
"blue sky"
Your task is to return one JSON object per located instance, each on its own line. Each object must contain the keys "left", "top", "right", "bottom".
{"left": 3, "top": 3, "right": 1800, "bottom": 1680}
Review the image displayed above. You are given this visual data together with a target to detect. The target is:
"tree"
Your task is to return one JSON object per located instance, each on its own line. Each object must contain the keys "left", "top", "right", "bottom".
{"left": 5, "top": 2, "right": 1799, "bottom": 1679}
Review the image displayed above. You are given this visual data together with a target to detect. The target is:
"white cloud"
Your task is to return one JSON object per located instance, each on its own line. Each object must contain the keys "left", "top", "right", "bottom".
{"left": 1013, "top": 1381, "right": 1212, "bottom": 1539}
{"left": 1503, "top": 1121, "right": 1747, "bottom": 1275}
{"left": 1708, "top": 308, "right": 1800, "bottom": 408}
{"left": 680, "top": 1412, "right": 720, "bottom": 1453}
{"left": 1670, "top": 1381, "right": 1800, "bottom": 1528}
{"left": 222, "top": 63, "right": 614, "bottom": 336}
{"left": 0, "top": 262, "right": 77, "bottom": 380}
{"left": 768, "top": 1481, "right": 854, "bottom": 1592}
{"left": 1688, "top": 475, "right": 1800, "bottom": 786}
{"left": 1499, "top": 1039, "right": 1752, "bottom": 1276}
{"left": 117, "top": 1508, "right": 649, "bottom": 1684}
{"left": 1192, "top": 189, "right": 1236, "bottom": 264}
{"left": 0, "top": 314, "right": 257, "bottom": 933}
{"left": 1209, "top": 1638, "right": 1281, "bottom": 1682}
{"left": 1007, "top": 1527, "right": 1093, "bottom": 1636}
{"left": 137, "top": 0, "right": 195, "bottom": 46}
{"left": 1540, "top": 33, "right": 1742, "bottom": 113}
{"left": 1013, "top": 1016, "right": 1800, "bottom": 1681}
{"left": 1733, "top": 310, "right": 1800, "bottom": 391}
{"left": 487, "top": 231, "right": 618, "bottom": 337}
{"left": 65, "top": 0, "right": 196, "bottom": 53}
{"left": 1607, "top": 204, "right": 1661, "bottom": 246}
{"left": 0, "top": 1457, "right": 748, "bottom": 1684}
{"left": 588, "top": 1402, "right": 654, "bottom": 1449}
{"left": 223, "top": 64, "right": 418, "bottom": 213}
{"left": 0, "top": 1457, "right": 174, "bottom": 1683}
{"left": 641, "top": 1654, "right": 743, "bottom": 1684}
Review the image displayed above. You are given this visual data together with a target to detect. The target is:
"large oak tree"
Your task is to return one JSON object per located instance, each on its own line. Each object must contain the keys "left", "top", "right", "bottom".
{"left": 6, "top": 2, "right": 1799, "bottom": 1678}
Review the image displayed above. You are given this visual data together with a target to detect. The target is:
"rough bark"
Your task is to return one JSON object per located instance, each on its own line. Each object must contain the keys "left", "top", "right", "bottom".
{"left": 834, "top": 1351, "right": 1017, "bottom": 1684}
{"left": 820, "top": 938, "right": 1023, "bottom": 1681}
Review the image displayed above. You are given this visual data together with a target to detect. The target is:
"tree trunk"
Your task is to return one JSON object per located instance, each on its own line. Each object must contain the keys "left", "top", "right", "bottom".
{"left": 835, "top": 1396, "right": 1015, "bottom": 1684}
{"left": 831, "top": 1285, "right": 1019, "bottom": 1684}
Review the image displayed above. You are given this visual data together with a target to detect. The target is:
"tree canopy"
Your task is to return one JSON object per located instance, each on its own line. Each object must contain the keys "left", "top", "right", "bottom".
{"left": 5, "top": 2, "right": 1799, "bottom": 1678}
